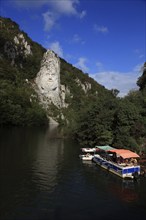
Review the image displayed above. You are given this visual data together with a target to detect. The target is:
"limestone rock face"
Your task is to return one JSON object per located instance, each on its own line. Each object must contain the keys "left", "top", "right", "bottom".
{"left": 60, "top": 85, "right": 70, "bottom": 108}
{"left": 34, "top": 49, "right": 93, "bottom": 112}
{"left": 14, "top": 34, "right": 32, "bottom": 56}
{"left": 75, "top": 79, "right": 91, "bottom": 93}
{"left": 35, "top": 50, "right": 61, "bottom": 108}
{"left": 4, "top": 33, "right": 32, "bottom": 66}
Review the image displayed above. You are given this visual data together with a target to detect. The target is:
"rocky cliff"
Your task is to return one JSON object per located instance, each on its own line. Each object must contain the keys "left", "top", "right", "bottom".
{"left": 0, "top": 16, "right": 112, "bottom": 126}
{"left": 35, "top": 50, "right": 61, "bottom": 109}
{"left": 1, "top": 18, "right": 32, "bottom": 66}
{"left": 34, "top": 48, "right": 104, "bottom": 124}
{"left": 34, "top": 50, "right": 93, "bottom": 110}
{"left": 4, "top": 33, "right": 32, "bottom": 67}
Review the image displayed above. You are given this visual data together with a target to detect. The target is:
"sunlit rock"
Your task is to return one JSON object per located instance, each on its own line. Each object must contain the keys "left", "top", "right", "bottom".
{"left": 35, "top": 50, "right": 61, "bottom": 108}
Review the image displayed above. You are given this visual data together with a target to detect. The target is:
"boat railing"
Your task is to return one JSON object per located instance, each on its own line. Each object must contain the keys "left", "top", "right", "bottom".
{"left": 115, "top": 162, "right": 140, "bottom": 168}
{"left": 94, "top": 153, "right": 140, "bottom": 165}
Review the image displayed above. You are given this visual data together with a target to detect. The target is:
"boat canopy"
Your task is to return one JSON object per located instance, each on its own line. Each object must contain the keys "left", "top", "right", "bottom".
{"left": 95, "top": 145, "right": 115, "bottom": 151}
{"left": 109, "top": 149, "right": 140, "bottom": 159}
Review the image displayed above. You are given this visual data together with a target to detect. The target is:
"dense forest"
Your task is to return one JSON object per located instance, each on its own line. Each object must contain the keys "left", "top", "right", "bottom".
{"left": 0, "top": 17, "right": 146, "bottom": 153}
{"left": 74, "top": 62, "right": 146, "bottom": 153}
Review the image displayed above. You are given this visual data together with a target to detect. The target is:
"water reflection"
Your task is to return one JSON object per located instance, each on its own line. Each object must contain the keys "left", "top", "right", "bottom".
{"left": 0, "top": 126, "right": 66, "bottom": 219}
{"left": 81, "top": 160, "right": 93, "bottom": 167}
{"left": 108, "top": 179, "right": 139, "bottom": 203}
{"left": 0, "top": 127, "right": 146, "bottom": 220}
{"left": 81, "top": 161, "right": 140, "bottom": 203}
{"left": 31, "top": 126, "right": 65, "bottom": 193}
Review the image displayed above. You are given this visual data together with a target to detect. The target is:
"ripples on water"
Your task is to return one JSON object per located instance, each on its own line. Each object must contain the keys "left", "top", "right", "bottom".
{"left": 0, "top": 127, "right": 146, "bottom": 220}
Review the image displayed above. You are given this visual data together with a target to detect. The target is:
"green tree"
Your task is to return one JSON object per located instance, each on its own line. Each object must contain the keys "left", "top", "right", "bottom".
{"left": 112, "top": 99, "right": 141, "bottom": 150}
{"left": 137, "top": 62, "right": 146, "bottom": 90}
{"left": 74, "top": 96, "right": 117, "bottom": 146}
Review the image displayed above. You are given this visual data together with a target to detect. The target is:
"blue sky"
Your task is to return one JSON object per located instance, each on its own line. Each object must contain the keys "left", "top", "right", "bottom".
{"left": 1, "top": 0, "right": 146, "bottom": 96}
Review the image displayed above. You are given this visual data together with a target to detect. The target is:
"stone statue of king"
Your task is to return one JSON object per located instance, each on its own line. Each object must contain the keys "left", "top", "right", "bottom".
{"left": 35, "top": 50, "right": 61, "bottom": 108}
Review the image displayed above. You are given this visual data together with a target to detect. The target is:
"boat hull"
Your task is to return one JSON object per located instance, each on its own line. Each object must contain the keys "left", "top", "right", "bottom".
{"left": 93, "top": 155, "right": 140, "bottom": 179}
{"left": 79, "top": 154, "right": 94, "bottom": 161}
{"left": 81, "top": 148, "right": 96, "bottom": 153}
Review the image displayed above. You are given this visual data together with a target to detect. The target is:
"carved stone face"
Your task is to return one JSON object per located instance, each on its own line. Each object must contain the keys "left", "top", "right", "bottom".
{"left": 39, "top": 58, "right": 59, "bottom": 92}
{"left": 46, "top": 60, "right": 58, "bottom": 83}
{"left": 35, "top": 50, "right": 61, "bottom": 106}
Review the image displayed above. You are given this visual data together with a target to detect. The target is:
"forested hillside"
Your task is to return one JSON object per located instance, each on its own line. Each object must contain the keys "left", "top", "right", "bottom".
{"left": 74, "top": 62, "right": 146, "bottom": 153}
{"left": 0, "top": 17, "right": 145, "bottom": 153}
{"left": 59, "top": 58, "right": 113, "bottom": 128}
{"left": 0, "top": 17, "right": 112, "bottom": 127}
{"left": 0, "top": 17, "right": 48, "bottom": 126}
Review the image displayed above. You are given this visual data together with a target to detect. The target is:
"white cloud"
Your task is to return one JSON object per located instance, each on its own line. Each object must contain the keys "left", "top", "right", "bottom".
{"left": 13, "top": 0, "right": 86, "bottom": 31}
{"left": 139, "top": 54, "right": 144, "bottom": 59}
{"left": 94, "top": 24, "right": 109, "bottom": 34}
{"left": 43, "top": 11, "right": 58, "bottom": 32}
{"left": 133, "top": 63, "right": 143, "bottom": 72}
{"left": 90, "top": 64, "right": 143, "bottom": 97}
{"left": 73, "top": 34, "right": 81, "bottom": 42}
{"left": 49, "top": 41, "right": 63, "bottom": 58}
{"left": 74, "top": 57, "right": 89, "bottom": 72}
{"left": 134, "top": 49, "right": 144, "bottom": 59}
{"left": 96, "top": 61, "right": 103, "bottom": 71}
{"left": 49, "top": 0, "right": 79, "bottom": 16}
{"left": 72, "top": 34, "right": 85, "bottom": 44}
{"left": 79, "top": 10, "right": 86, "bottom": 19}
{"left": 13, "top": 0, "right": 48, "bottom": 8}
{"left": 46, "top": 0, "right": 86, "bottom": 31}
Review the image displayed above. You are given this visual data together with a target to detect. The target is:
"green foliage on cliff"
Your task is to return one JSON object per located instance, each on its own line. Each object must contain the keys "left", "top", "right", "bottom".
{"left": 0, "top": 17, "right": 111, "bottom": 127}
{"left": 0, "top": 17, "right": 46, "bottom": 79}
{"left": 74, "top": 96, "right": 146, "bottom": 152}
{"left": 74, "top": 95, "right": 117, "bottom": 146}
{"left": 0, "top": 17, "right": 47, "bottom": 126}
{"left": 60, "top": 58, "right": 113, "bottom": 130}
{"left": 0, "top": 17, "right": 145, "bottom": 152}
{"left": 137, "top": 62, "right": 146, "bottom": 91}
{"left": 73, "top": 63, "right": 146, "bottom": 152}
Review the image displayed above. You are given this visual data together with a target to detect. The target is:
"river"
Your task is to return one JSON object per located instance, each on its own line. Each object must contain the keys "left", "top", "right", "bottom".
{"left": 0, "top": 127, "right": 146, "bottom": 220}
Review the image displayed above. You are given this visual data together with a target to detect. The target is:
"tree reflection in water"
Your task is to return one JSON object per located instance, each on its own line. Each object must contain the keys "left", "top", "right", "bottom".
{"left": 109, "top": 178, "right": 139, "bottom": 203}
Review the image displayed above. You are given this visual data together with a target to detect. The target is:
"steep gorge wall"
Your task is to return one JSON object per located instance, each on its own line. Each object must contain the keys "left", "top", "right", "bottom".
{"left": 34, "top": 50, "right": 92, "bottom": 112}
{"left": 0, "top": 17, "right": 109, "bottom": 126}
{"left": 34, "top": 50, "right": 70, "bottom": 110}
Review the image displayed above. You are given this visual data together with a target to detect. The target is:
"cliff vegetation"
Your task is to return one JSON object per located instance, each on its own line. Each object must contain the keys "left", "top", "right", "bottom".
{"left": 0, "top": 17, "right": 146, "bottom": 152}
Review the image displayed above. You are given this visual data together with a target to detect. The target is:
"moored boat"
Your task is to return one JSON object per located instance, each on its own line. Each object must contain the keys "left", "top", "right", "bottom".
{"left": 92, "top": 146, "right": 140, "bottom": 179}
{"left": 81, "top": 147, "right": 96, "bottom": 153}
{"left": 79, "top": 153, "right": 94, "bottom": 161}
{"left": 79, "top": 147, "right": 97, "bottom": 161}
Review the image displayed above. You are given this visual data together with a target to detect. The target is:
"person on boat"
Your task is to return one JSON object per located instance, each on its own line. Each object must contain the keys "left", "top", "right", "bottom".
{"left": 130, "top": 158, "right": 137, "bottom": 165}
{"left": 119, "top": 156, "right": 124, "bottom": 164}
{"left": 112, "top": 152, "right": 117, "bottom": 163}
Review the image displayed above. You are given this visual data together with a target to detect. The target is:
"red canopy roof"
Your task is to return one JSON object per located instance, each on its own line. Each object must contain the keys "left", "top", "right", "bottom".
{"left": 109, "top": 149, "right": 140, "bottom": 159}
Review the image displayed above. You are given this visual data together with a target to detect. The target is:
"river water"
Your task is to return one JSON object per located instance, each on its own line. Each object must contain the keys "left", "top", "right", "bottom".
{"left": 0, "top": 127, "right": 146, "bottom": 220}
